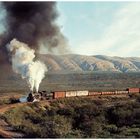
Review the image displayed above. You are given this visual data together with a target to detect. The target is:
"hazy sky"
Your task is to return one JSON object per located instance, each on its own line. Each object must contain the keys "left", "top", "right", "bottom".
{"left": 57, "top": 2, "right": 140, "bottom": 57}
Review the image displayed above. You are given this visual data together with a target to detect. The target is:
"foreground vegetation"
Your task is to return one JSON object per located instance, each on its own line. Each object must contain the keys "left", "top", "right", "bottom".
{"left": 1, "top": 94, "right": 140, "bottom": 138}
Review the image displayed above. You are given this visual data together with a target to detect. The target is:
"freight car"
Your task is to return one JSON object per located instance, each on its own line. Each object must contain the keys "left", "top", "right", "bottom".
{"left": 76, "top": 91, "right": 88, "bottom": 96}
{"left": 53, "top": 91, "right": 66, "bottom": 99}
{"left": 115, "top": 91, "right": 129, "bottom": 94}
{"left": 127, "top": 88, "right": 140, "bottom": 93}
{"left": 88, "top": 92, "right": 101, "bottom": 96}
{"left": 101, "top": 91, "right": 115, "bottom": 95}
{"left": 66, "top": 91, "right": 77, "bottom": 97}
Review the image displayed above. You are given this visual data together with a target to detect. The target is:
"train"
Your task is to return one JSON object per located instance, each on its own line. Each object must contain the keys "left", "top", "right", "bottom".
{"left": 32, "top": 87, "right": 140, "bottom": 101}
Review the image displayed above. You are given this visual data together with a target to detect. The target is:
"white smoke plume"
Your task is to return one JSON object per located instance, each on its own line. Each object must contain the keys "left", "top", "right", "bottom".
{"left": 7, "top": 38, "right": 47, "bottom": 92}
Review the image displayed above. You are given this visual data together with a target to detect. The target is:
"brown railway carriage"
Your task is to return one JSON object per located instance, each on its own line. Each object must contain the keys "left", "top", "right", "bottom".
{"left": 101, "top": 91, "right": 115, "bottom": 95}
{"left": 115, "top": 91, "right": 129, "bottom": 94}
{"left": 53, "top": 91, "right": 66, "bottom": 99}
{"left": 127, "top": 88, "right": 140, "bottom": 93}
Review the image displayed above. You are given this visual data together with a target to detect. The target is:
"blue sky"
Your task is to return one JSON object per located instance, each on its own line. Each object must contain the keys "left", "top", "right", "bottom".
{"left": 57, "top": 2, "right": 123, "bottom": 41}
{"left": 56, "top": 2, "right": 140, "bottom": 57}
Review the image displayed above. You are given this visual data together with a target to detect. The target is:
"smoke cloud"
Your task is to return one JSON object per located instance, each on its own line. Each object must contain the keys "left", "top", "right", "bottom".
{"left": 0, "top": 2, "right": 68, "bottom": 64}
{"left": 7, "top": 38, "right": 47, "bottom": 92}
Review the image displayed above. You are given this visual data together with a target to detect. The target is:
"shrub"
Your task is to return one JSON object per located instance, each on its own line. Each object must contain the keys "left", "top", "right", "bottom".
{"left": 9, "top": 97, "right": 20, "bottom": 104}
{"left": 42, "top": 115, "right": 72, "bottom": 138}
{"left": 0, "top": 98, "right": 11, "bottom": 105}
{"left": 105, "top": 124, "right": 118, "bottom": 133}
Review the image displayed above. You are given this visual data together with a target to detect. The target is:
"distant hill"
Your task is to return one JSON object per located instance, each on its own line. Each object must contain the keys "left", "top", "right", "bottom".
{"left": 38, "top": 54, "right": 140, "bottom": 73}
{"left": 1, "top": 54, "right": 140, "bottom": 78}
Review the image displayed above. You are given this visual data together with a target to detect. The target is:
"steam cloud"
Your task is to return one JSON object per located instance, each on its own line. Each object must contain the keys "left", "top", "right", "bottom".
{"left": 7, "top": 39, "right": 47, "bottom": 92}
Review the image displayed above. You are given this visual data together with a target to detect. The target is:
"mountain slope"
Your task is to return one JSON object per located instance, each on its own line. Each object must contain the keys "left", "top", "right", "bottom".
{"left": 38, "top": 54, "right": 140, "bottom": 73}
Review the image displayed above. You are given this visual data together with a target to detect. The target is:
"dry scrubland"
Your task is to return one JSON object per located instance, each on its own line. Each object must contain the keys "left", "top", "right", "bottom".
{"left": 0, "top": 94, "right": 140, "bottom": 138}
{"left": 0, "top": 72, "right": 140, "bottom": 92}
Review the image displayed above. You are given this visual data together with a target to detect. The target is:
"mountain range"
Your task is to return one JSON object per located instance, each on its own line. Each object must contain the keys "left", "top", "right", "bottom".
{"left": 37, "top": 54, "right": 140, "bottom": 73}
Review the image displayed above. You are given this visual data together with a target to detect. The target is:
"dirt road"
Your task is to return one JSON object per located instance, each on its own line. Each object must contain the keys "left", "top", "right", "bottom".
{"left": 0, "top": 103, "right": 27, "bottom": 138}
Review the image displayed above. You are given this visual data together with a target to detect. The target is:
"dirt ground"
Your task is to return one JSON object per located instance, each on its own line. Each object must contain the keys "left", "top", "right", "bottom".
{"left": 0, "top": 103, "right": 26, "bottom": 138}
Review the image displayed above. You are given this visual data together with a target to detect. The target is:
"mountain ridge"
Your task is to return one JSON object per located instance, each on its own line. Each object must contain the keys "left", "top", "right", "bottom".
{"left": 37, "top": 54, "right": 140, "bottom": 73}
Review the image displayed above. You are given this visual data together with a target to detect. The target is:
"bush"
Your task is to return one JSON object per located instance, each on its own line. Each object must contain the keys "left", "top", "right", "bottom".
{"left": 0, "top": 98, "right": 11, "bottom": 105}
{"left": 105, "top": 124, "right": 118, "bottom": 133}
{"left": 9, "top": 97, "right": 20, "bottom": 104}
{"left": 43, "top": 115, "right": 72, "bottom": 138}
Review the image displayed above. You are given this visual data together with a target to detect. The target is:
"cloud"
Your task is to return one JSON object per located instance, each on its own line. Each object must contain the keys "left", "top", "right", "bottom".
{"left": 74, "top": 2, "right": 140, "bottom": 57}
